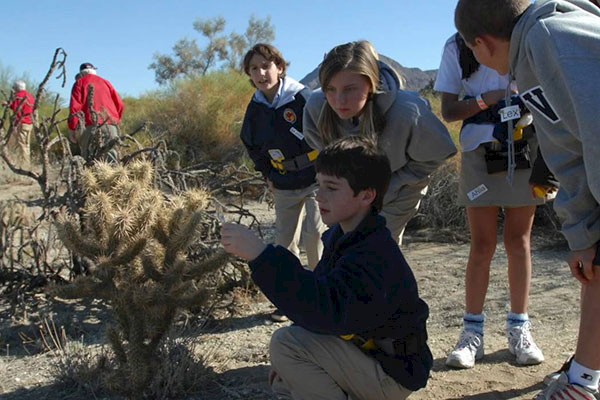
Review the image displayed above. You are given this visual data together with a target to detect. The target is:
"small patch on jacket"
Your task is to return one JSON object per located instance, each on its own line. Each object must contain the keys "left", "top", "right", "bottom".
{"left": 283, "top": 108, "right": 297, "bottom": 124}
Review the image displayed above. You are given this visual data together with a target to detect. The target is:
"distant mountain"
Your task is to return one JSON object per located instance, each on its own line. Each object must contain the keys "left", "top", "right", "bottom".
{"left": 300, "top": 54, "right": 437, "bottom": 93}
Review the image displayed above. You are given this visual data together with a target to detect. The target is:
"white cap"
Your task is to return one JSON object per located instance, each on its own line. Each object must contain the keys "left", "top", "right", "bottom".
{"left": 13, "top": 80, "right": 26, "bottom": 91}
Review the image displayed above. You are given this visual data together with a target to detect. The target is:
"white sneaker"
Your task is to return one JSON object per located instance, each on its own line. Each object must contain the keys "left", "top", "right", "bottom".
{"left": 507, "top": 321, "right": 544, "bottom": 365}
{"left": 446, "top": 330, "right": 484, "bottom": 369}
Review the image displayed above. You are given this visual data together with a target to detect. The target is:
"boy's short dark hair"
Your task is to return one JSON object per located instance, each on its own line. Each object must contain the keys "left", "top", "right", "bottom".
{"left": 315, "top": 136, "right": 391, "bottom": 212}
{"left": 455, "top": 0, "right": 531, "bottom": 44}
{"left": 242, "top": 43, "right": 288, "bottom": 80}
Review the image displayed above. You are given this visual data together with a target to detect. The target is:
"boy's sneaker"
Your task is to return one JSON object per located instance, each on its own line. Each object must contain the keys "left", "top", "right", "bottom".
{"left": 270, "top": 309, "right": 288, "bottom": 323}
{"left": 507, "top": 321, "right": 544, "bottom": 365}
{"left": 534, "top": 372, "right": 597, "bottom": 399}
{"left": 446, "top": 330, "right": 484, "bottom": 369}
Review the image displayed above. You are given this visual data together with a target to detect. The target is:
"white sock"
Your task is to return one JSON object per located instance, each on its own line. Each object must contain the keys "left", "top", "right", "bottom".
{"left": 568, "top": 359, "right": 600, "bottom": 392}
{"left": 506, "top": 312, "right": 529, "bottom": 331}
{"left": 463, "top": 313, "right": 485, "bottom": 336}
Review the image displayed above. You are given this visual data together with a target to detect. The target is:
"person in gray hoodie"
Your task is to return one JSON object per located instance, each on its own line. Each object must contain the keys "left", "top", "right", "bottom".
{"left": 304, "top": 40, "right": 457, "bottom": 245}
{"left": 455, "top": 0, "right": 600, "bottom": 398}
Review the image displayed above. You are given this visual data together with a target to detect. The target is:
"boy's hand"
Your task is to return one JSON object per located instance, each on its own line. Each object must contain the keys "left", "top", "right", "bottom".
{"left": 220, "top": 223, "right": 267, "bottom": 261}
{"left": 569, "top": 245, "right": 598, "bottom": 284}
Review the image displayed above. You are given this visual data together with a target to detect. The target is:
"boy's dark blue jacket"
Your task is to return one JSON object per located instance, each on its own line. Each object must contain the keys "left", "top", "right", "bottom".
{"left": 249, "top": 212, "right": 433, "bottom": 391}
{"left": 240, "top": 77, "right": 316, "bottom": 190}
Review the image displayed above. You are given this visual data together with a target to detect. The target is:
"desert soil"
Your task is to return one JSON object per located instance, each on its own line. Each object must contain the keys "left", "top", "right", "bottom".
{"left": 0, "top": 169, "right": 580, "bottom": 400}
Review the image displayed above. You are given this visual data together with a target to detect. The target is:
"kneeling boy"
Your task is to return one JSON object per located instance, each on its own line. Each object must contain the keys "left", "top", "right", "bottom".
{"left": 221, "top": 136, "right": 433, "bottom": 399}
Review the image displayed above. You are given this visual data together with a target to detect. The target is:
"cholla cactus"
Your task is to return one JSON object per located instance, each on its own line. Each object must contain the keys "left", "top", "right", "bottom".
{"left": 54, "top": 160, "right": 228, "bottom": 398}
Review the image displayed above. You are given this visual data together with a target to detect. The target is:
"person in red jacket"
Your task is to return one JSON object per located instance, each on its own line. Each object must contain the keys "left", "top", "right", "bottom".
{"left": 3, "top": 80, "right": 34, "bottom": 169}
{"left": 68, "top": 62, "right": 124, "bottom": 162}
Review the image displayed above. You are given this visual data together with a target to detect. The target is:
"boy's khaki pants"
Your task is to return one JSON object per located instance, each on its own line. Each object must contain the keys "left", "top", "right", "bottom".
{"left": 272, "top": 184, "right": 326, "bottom": 269}
{"left": 269, "top": 326, "right": 412, "bottom": 400}
{"left": 7, "top": 123, "right": 33, "bottom": 170}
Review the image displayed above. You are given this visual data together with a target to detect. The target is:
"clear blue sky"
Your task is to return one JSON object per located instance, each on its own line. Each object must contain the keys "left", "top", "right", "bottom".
{"left": 1, "top": 1, "right": 457, "bottom": 100}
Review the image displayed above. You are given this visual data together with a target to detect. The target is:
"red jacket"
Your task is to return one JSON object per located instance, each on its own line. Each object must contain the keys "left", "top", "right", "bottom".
{"left": 9, "top": 90, "right": 34, "bottom": 125}
{"left": 68, "top": 74, "right": 124, "bottom": 131}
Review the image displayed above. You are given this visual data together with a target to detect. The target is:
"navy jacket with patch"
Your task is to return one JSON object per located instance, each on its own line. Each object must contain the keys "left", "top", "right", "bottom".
{"left": 248, "top": 212, "right": 433, "bottom": 391}
{"left": 240, "top": 78, "right": 316, "bottom": 190}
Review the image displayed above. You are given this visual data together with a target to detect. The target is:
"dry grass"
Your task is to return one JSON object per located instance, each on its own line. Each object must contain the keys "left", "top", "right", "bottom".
{"left": 410, "top": 154, "right": 469, "bottom": 243}
{"left": 52, "top": 333, "right": 216, "bottom": 400}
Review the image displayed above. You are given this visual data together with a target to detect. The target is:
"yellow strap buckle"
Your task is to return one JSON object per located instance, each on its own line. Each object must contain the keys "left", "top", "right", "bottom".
{"left": 270, "top": 159, "right": 286, "bottom": 174}
{"left": 306, "top": 149, "right": 319, "bottom": 162}
{"left": 340, "top": 334, "right": 377, "bottom": 351}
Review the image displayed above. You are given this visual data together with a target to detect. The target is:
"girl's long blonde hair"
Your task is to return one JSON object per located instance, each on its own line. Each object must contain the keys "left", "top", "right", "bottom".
{"left": 318, "top": 41, "right": 386, "bottom": 146}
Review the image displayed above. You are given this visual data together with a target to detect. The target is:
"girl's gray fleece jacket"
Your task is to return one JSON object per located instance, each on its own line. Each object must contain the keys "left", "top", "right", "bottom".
{"left": 510, "top": 0, "right": 600, "bottom": 250}
{"left": 303, "top": 62, "right": 456, "bottom": 219}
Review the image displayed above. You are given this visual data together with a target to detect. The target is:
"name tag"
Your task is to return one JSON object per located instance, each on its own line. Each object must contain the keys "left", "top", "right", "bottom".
{"left": 467, "top": 184, "right": 488, "bottom": 201}
{"left": 290, "top": 127, "right": 304, "bottom": 140}
{"left": 499, "top": 105, "right": 521, "bottom": 122}
{"left": 268, "top": 149, "right": 284, "bottom": 161}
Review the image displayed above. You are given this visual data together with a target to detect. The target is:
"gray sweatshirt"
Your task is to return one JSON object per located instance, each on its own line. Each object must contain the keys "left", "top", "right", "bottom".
{"left": 304, "top": 63, "right": 456, "bottom": 213}
{"left": 510, "top": 0, "right": 600, "bottom": 250}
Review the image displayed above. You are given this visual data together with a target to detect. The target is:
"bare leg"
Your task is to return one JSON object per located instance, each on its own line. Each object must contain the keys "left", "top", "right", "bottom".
{"left": 465, "top": 207, "right": 499, "bottom": 314}
{"left": 575, "top": 276, "right": 600, "bottom": 369}
{"left": 503, "top": 206, "right": 536, "bottom": 313}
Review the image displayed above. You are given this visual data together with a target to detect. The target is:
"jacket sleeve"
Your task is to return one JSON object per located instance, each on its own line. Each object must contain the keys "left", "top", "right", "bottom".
{"left": 109, "top": 81, "right": 124, "bottom": 120}
{"left": 8, "top": 97, "right": 18, "bottom": 113}
{"left": 239, "top": 105, "right": 271, "bottom": 178}
{"left": 395, "top": 97, "right": 457, "bottom": 186}
{"left": 249, "top": 243, "right": 407, "bottom": 335}
{"left": 68, "top": 81, "right": 84, "bottom": 131}
{"left": 303, "top": 91, "right": 326, "bottom": 151}
{"left": 524, "top": 19, "right": 600, "bottom": 250}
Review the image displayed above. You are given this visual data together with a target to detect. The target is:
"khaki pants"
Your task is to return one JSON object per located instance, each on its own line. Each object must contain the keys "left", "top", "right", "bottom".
{"left": 7, "top": 123, "right": 33, "bottom": 170}
{"left": 79, "top": 124, "right": 120, "bottom": 163}
{"left": 381, "top": 184, "right": 428, "bottom": 245}
{"left": 272, "top": 184, "right": 326, "bottom": 269}
{"left": 269, "top": 326, "right": 412, "bottom": 400}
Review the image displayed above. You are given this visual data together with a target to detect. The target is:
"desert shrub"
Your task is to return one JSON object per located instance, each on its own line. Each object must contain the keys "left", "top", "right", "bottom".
{"left": 53, "top": 160, "right": 230, "bottom": 398}
{"left": 122, "top": 71, "right": 253, "bottom": 166}
{"left": 410, "top": 154, "right": 468, "bottom": 239}
{"left": 0, "top": 200, "right": 71, "bottom": 305}
{"left": 54, "top": 334, "right": 214, "bottom": 400}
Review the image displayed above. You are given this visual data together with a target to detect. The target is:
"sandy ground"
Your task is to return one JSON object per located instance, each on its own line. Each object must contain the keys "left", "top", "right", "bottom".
{"left": 0, "top": 169, "right": 581, "bottom": 400}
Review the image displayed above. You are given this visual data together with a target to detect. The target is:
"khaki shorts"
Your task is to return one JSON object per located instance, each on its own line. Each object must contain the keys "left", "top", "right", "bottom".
{"left": 458, "top": 144, "right": 544, "bottom": 207}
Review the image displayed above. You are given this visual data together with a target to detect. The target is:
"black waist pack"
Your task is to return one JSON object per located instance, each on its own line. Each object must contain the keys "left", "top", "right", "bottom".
{"left": 484, "top": 141, "right": 531, "bottom": 175}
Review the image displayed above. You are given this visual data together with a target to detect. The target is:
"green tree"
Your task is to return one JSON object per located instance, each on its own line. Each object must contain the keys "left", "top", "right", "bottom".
{"left": 149, "top": 15, "right": 275, "bottom": 85}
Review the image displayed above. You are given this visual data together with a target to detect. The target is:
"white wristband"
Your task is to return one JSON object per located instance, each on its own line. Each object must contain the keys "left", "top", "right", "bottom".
{"left": 476, "top": 94, "right": 489, "bottom": 110}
